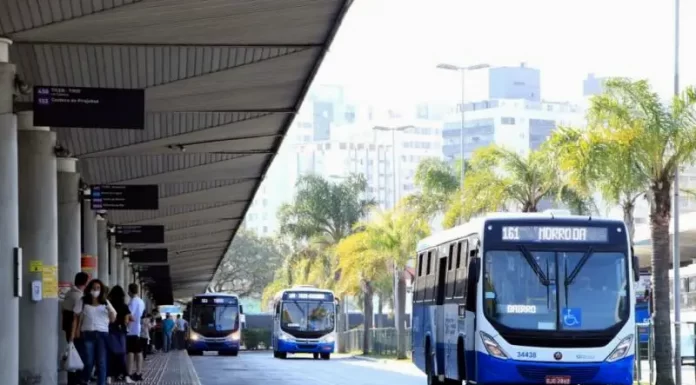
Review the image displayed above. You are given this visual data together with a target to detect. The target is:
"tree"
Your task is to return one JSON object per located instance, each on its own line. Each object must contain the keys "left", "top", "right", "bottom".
{"left": 443, "top": 145, "right": 594, "bottom": 228}
{"left": 404, "top": 158, "right": 461, "bottom": 219}
{"left": 211, "top": 229, "right": 284, "bottom": 297}
{"left": 361, "top": 206, "right": 430, "bottom": 359}
{"left": 583, "top": 78, "right": 696, "bottom": 385}
{"left": 335, "top": 231, "right": 387, "bottom": 354}
{"left": 547, "top": 126, "right": 647, "bottom": 241}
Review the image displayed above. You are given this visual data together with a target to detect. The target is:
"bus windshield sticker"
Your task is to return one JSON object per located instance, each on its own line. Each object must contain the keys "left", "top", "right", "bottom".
{"left": 505, "top": 304, "right": 537, "bottom": 314}
{"left": 485, "top": 291, "right": 496, "bottom": 299}
{"left": 537, "top": 321, "right": 555, "bottom": 330}
{"left": 501, "top": 226, "right": 609, "bottom": 243}
{"left": 562, "top": 308, "right": 582, "bottom": 327}
{"left": 287, "top": 323, "right": 300, "bottom": 328}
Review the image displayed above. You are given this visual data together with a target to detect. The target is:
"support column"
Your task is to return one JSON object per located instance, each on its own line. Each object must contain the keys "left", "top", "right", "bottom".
{"left": 0, "top": 37, "right": 19, "bottom": 385}
{"left": 97, "top": 217, "right": 108, "bottom": 286}
{"left": 109, "top": 235, "right": 118, "bottom": 288}
{"left": 56, "top": 156, "right": 80, "bottom": 385}
{"left": 17, "top": 111, "right": 59, "bottom": 385}
{"left": 123, "top": 256, "right": 131, "bottom": 286}
{"left": 82, "top": 197, "right": 98, "bottom": 279}
{"left": 116, "top": 246, "right": 124, "bottom": 287}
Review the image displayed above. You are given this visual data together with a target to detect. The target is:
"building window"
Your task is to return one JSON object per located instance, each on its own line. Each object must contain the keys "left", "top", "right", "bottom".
{"left": 501, "top": 117, "right": 516, "bottom": 125}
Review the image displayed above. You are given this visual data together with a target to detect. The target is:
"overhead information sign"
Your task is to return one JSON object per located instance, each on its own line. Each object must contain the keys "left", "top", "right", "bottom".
{"left": 501, "top": 226, "right": 609, "bottom": 243}
{"left": 33, "top": 86, "right": 145, "bottom": 129}
{"left": 90, "top": 185, "right": 159, "bottom": 210}
{"left": 127, "top": 248, "right": 168, "bottom": 265}
{"left": 115, "top": 225, "right": 164, "bottom": 244}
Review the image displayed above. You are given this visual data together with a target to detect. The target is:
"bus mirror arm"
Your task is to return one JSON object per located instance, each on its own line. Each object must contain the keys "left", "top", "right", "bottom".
{"left": 632, "top": 255, "right": 640, "bottom": 282}
{"left": 468, "top": 258, "right": 480, "bottom": 284}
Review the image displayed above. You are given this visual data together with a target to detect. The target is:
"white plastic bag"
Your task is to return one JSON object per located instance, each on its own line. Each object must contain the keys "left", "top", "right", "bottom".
{"left": 61, "top": 342, "right": 84, "bottom": 372}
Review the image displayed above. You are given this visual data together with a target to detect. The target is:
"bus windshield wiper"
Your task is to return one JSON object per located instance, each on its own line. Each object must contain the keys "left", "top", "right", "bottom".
{"left": 517, "top": 245, "right": 550, "bottom": 286}
{"left": 564, "top": 247, "right": 594, "bottom": 286}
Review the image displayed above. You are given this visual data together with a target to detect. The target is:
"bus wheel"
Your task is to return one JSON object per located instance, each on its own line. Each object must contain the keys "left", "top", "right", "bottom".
{"left": 313, "top": 353, "right": 319, "bottom": 359}
{"left": 187, "top": 349, "right": 201, "bottom": 356}
{"left": 426, "top": 340, "right": 444, "bottom": 385}
{"left": 276, "top": 351, "right": 287, "bottom": 359}
{"left": 320, "top": 353, "right": 330, "bottom": 360}
{"left": 457, "top": 338, "right": 466, "bottom": 382}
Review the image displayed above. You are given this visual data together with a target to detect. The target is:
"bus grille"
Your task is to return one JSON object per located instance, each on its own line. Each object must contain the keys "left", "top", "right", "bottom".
{"left": 516, "top": 365, "right": 599, "bottom": 382}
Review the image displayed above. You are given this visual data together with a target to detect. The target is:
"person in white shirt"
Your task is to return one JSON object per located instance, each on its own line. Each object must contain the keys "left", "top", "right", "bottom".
{"left": 140, "top": 313, "right": 153, "bottom": 359}
{"left": 175, "top": 315, "right": 188, "bottom": 350}
{"left": 126, "top": 283, "right": 146, "bottom": 381}
{"left": 62, "top": 272, "right": 89, "bottom": 385}
{"left": 71, "top": 279, "right": 117, "bottom": 385}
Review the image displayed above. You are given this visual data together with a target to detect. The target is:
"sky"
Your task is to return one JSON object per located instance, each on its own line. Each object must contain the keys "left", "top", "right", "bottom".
{"left": 313, "top": 0, "right": 696, "bottom": 106}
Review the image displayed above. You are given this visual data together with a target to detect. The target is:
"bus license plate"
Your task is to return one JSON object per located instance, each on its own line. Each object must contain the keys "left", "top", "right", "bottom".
{"left": 545, "top": 375, "right": 571, "bottom": 384}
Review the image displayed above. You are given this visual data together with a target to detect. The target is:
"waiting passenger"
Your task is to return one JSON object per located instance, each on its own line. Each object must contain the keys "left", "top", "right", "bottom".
{"left": 71, "top": 279, "right": 117, "bottom": 385}
{"left": 62, "top": 272, "right": 89, "bottom": 385}
{"left": 162, "top": 313, "right": 176, "bottom": 353}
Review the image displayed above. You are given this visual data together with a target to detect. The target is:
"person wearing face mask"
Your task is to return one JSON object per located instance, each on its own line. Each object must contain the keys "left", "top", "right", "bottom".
{"left": 71, "top": 279, "right": 117, "bottom": 385}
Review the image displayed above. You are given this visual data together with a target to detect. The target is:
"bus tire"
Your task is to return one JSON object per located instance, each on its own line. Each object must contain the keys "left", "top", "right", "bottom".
{"left": 313, "top": 353, "right": 319, "bottom": 359}
{"left": 457, "top": 338, "right": 466, "bottom": 381}
{"left": 187, "top": 349, "right": 201, "bottom": 356}
{"left": 320, "top": 353, "right": 330, "bottom": 360}
{"left": 275, "top": 351, "right": 287, "bottom": 359}
{"left": 426, "top": 339, "right": 444, "bottom": 385}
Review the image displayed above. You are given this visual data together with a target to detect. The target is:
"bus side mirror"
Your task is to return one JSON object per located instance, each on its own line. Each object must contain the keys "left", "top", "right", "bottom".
{"left": 468, "top": 258, "right": 480, "bottom": 284}
{"left": 632, "top": 255, "right": 640, "bottom": 282}
{"left": 239, "top": 305, "right": 244, "bottom": 314}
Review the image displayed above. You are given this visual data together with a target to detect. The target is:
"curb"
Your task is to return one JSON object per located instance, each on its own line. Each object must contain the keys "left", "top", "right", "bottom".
{"left": 350, "top": 355, "right": 382, "bottom": 363}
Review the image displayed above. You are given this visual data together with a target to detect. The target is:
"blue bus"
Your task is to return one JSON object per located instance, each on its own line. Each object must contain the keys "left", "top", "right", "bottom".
{"left": 271, "top": 286, "right": 337, "bottom": 360}
{"left": 186, "top": 293, "right": 243, "bottom": 356}
{"left": 411, "top": 212, "right": 639, "bottom": 385}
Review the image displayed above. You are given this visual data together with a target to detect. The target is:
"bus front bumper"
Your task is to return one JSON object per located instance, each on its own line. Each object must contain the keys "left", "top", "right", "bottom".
{"left": 276, "top": 339, "right": 335, "bottom": 354}
{"left": 475, "top": 352, "right": 634, "bottom": 385}
{"left": 187, "top": 339, "right": 240, "bottom": 352}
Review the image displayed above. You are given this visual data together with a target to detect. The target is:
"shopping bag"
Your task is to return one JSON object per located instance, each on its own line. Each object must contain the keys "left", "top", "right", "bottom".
{"left": 61, "top": 342, "right": 84, "bottom": 372}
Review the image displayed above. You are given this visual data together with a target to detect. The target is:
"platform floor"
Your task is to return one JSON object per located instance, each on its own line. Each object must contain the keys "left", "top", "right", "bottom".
{"left": 112, "top": 351, "right": 200, "bottom": 385}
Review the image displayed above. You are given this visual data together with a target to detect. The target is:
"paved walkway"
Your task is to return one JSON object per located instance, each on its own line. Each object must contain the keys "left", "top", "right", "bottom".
{"left": 110, "top": 351, "right": 200, "bottom": 385}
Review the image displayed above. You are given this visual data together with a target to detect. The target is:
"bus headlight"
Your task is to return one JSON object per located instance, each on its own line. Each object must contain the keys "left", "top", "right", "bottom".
{"left": 189, "top": 331, "right": 201, "bottom": 341}
{"left": 279, "top": 331, "right": 296, "bottom": 342}
{"left": 227, "top": 330, "right": 241, "bottom": 341}
{"left": 605, "top": 334, "right": 633, "bottom": 362}
{"left": 480, "top": 331, "right": 508, "bottom": 360}
{"left": 319, "top": 333, "right": 335, "bottom": 343}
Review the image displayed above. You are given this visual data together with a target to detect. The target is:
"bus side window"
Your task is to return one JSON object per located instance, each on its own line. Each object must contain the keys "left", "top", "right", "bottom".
{"left": 415, "top": 253, "right": 424, "bottom": 302}
{"left": 428, "top": 250, "right": 437, "bottom": 302}
{"left": 455, "top": 240, "right": 469, "bottom": 298}
{"left": 445, "top": 243, "right": 456, "bottom": 299}
{"left": 448, "top": 241, "right": 461, "bottom": 299}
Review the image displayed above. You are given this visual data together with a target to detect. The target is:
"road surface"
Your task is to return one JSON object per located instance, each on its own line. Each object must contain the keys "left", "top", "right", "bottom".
{"left": 191, "top": 351, "right": 424, "bottom": 385}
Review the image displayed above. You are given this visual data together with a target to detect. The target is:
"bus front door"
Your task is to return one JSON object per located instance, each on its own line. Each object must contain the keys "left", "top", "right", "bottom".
{"left": 435, "top": 256, "right": 448, "bottom": 377}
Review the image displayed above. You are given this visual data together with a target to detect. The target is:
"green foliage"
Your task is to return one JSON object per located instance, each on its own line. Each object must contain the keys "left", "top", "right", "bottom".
{"left": 442, "top": 145, "right": 593, "bottom": 228}
{"left": 211, "top": 229, "right": 284, "bottom": 297}
{"left": 405, "top": 158, "right": 463, "bottom": 219}
{"left": 278, "top": 174, "right": 374, "bottom": 244}
{"left": 242, "top": 328, "right": 271, "bottom": 350}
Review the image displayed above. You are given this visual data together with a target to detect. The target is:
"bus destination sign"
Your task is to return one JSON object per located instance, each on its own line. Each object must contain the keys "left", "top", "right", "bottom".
{"left": 501, "top": 226, "right": 609, "bottom": 243}
{"left": 193, "top": 296, "right": 238, "bottom": 305}
{"left": 283, "top": 292, "right": 333, "bottom": 301}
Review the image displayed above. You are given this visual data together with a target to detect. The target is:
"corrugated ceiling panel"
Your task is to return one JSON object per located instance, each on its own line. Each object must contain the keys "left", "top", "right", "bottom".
{"left": 109, "top": 200, "right": 239, "bottom": 224}
{"left": 159, "top": 179, "right": 255, "bottom": 198}
{"left": 165, "top": 219, "right": 224, "bottom": 232}
{"left": 0, "top": 0, "right": 141, "bottom": 35}
{"left": 53, "top": 112, "right": 269, "bottom": 156}
{"left": 10, "top": 44, "right": 306, "bottom": 89}
{"left": 78, "top": 153, "right": 243, "bottom": 183}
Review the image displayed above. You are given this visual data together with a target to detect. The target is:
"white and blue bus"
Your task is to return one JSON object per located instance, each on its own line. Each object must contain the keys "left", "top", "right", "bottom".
{"left": 412, "top": 212, "right": 639, "bottom": 385}
{"left": 186, "top": 293, "right": 243, "bottom": 356}
{"left": 271, "top": 286, "right": 337, "bottom": 360}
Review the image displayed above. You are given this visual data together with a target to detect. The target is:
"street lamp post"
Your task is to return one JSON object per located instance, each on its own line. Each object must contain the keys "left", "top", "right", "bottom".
{"left": 436, "top": 62, "right": 490, "bottom": 184}
{"left": 673, "top": 0, "right": 682, "bottom": 383}
{"left": 373, "top": 124, "right": 413, "bottom": 358}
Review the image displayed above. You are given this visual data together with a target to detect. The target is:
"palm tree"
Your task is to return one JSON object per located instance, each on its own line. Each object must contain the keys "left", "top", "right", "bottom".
{"left": 361, "top": 206, "right": 430, "bottom": 359}
{"left": 547, "top": 126, "right": 647, "bottom": 241}
{"left": 335, "top": 231, "right": 387, "bottom": 354}
{"left": 404, "top": 158, "right": 461, "bottom": 219}
{"left": 443, "top": 144, "right": 594, "bottom": 228}
{"left": 582, "top": 78, "right": 696, "bottom": 385}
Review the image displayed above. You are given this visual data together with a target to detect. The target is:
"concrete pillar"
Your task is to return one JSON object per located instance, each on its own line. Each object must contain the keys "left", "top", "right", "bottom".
{"left": 17, "top": 111, "right": 59, "bottom": 385}
{"left": 57, "top": 158, "right": 81, "bottom": 290}
{"left": 109, "top": 235, "right": 118, "bottom": 288}
{"left": 123, "top": 256, "right": 130, "bottom": 286}
{"left": 0, "top": 37, "right": 19, "bottom": 385}
{"left": 56, "top": 156, "right": 80, "bottom": 385}
{"left": 97, "top": 217, "right": 108, "bottom": 286}
{"left": 82, "top": 198, "right": 98, "bottom": 279}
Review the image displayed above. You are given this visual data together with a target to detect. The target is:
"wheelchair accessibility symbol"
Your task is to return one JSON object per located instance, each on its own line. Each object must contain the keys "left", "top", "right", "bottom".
{"left": 562, "top": 308, "right": 582, "bottom": 328}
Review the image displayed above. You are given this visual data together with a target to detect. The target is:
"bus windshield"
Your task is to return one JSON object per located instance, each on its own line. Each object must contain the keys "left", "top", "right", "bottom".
{"left": 281, "top": 300, "right": 335, "bottom": 333}
{"left": 483, "top": 249, "right": 629, "bottom": 331}
{"left": 191, "top": 304, "right": 239, "bottom": 333}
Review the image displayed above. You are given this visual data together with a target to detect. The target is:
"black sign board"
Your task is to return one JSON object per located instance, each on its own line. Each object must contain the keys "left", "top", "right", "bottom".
{"left": 90, "top": 185, "right": 159, "bottom": 210}
{"left": 33, "top": 86, "right": 145, "bottom": 129}
{"left": 282, "top": 291, "right": 334, "bottom": 301}
{"left": 128, "top": 248, "right": 168, "bottom": 265}
{"left": 115, "top": 225, "right": 164, "bottom": 244}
